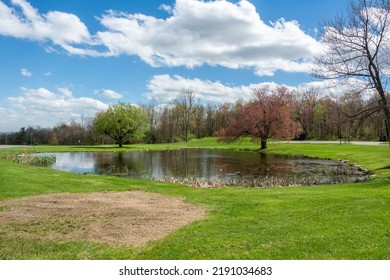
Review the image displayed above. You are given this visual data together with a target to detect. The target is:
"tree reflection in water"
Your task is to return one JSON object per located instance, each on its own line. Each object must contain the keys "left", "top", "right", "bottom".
{"left": 46, "top": 149, "right": 370, "bottom": 187}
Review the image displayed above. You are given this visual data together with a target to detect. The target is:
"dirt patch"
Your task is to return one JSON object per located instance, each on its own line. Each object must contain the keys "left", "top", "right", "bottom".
{"left": 0, "top": 191, "right": 207, "bottom": 247}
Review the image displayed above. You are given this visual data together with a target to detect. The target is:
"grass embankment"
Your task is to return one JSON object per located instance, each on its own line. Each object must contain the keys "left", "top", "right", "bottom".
{"left": 0, "top": 139, "right": 389, "bottom": 259}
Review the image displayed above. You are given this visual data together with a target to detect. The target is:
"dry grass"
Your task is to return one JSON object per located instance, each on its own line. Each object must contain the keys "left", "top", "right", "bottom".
{"left": 0, "top": 191, "right": 207, "bottom": 247}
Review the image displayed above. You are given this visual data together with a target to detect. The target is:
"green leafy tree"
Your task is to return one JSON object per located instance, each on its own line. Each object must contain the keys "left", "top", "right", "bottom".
{"left": 94, "top": 103, "right": 149, "bottom": 147}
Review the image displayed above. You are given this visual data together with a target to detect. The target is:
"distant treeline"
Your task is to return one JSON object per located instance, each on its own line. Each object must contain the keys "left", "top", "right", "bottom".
{"left": 0, "top": 88, "right": 388, "bottom": 146}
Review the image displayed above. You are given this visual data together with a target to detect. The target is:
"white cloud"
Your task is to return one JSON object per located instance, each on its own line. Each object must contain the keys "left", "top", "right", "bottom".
{"left": 297, "top": 78, "right": 375, "bottom": 100}
{"left": 57, "top": 87, "right": 73, "bottom": 98}
{"left": 6, "top": 87, "right": 108, "bottom": 128}
{"left": 0, "top": 106, "right": 19, "bottom": 131}
{"left": 0, "top": 0, "right": 91, "bottom": 54}
{"left": 159, "top": 4, "right": 173, "bottom": 14}
{"left": 0, "top": 0, "right": 321, "bottom": 76}
{"left": 95, "top": 0, "right": 321, "bottom": 76}
{"left": 146, "top": 75, "right": 373, "bottom": 104}
{"left": 95, "top": 89, "right": 123, "bottom": 99}
{"left": 20, "top": 68, "right": 32, "bottom": 77}
{"left": 146, "top": 74, "right": 282, "bottom": 103}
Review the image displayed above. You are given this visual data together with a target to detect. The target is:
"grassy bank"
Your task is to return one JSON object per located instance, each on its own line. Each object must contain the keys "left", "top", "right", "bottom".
{"left": 0, "top": 139, "right": 389, "bottom": 259}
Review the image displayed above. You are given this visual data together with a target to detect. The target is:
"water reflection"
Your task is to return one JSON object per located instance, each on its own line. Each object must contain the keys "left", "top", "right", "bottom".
{"left": 46, "top": 149, "right": 357, "bottom": 184}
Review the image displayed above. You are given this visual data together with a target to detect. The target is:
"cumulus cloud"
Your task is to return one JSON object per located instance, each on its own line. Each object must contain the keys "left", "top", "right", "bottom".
{"left": 0, "top": 0, "right": 321, "bottom": 76}
{"left": 159, "top": 4, "right": 173, "bottom": 14}
{"left": 95, "top": 89, "right": 124, "bottom": 99}
{"left": 146, "top": 75, "right": 372, "bottom": 104}
{"left": 0, "top": 0, "right": 92, "bottom": 54}
{"left": 146, "top": 74, "right": 283, "bottom": 103}
{"left": 20, "top": 68, "right": 32, "bottom": 77}
{"left": 7, "top": 87, "right": 108, "bottom": 128}
{"left": 57, "top": 87, "right": 73, "bottom": 98}
{"left": 297, "top": 78, "right": 375, "bottom": 100}
{"left": 0, "top": 106, "right": 19, "bottom": 131}
{"left": 96, "top": 0, "right": 321, "bottom": 76}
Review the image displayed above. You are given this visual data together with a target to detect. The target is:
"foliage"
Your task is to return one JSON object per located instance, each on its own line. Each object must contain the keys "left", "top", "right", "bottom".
{"left": 217, "top": 86, "right": 297, "bottom": 149}
{"left": 93, "top": 103, "right": 149, "bottom": 147}
{"left": 1, "top": 87, "right": 389, "bottom": 146}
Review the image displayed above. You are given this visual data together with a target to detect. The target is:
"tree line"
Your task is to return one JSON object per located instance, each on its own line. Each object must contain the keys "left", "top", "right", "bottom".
{"left": 1, "top": 86, "right": 387, "bottom": 147}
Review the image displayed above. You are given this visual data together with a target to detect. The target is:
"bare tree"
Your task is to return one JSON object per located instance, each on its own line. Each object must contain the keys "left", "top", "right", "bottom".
{"left": 141, "top": 100, "right": 160, "bottom": 143}
{"left": 313, "top": 0, "right": 390, "bottom": 141}
{"left": 293, "top": 87, "right": 320, "bottom": 139}
{"left": 205, "top": 104, "right": 216, "bottom": 137}
{"left": 174, "top": 89, "right": 199, "bottom": 142}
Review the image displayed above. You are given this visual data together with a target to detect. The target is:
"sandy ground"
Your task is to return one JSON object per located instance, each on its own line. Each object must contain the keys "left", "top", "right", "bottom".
{"left": 0, "top": 191, "right": 207, "bottom": 247}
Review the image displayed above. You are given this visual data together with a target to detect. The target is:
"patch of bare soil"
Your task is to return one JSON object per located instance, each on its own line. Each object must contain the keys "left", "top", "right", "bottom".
{"left": 0, "top": 191, "right": 207, "bottom": 247}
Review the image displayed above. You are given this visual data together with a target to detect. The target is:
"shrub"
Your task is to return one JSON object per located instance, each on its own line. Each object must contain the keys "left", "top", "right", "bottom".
{"left": 7, "top": 154, "right": 56, "bottom": 167}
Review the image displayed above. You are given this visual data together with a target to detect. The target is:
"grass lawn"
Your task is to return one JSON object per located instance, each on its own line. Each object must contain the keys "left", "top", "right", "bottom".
{"left": 0, "top": 138, "right": 389, "bottom": 259}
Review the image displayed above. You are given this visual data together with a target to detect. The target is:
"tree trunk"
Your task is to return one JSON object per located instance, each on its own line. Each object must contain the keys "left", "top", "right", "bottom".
{"left": 118, "top": 138, "right": 123, "bottom": 147}
{"left": 184, "top": 123, "right": 189, "bottom": 142}
{"left": 260, "top": 139, "right": 267, "bottom": 150}
{"left": 383, "top": 108, "right": 390, "bottom": 147}
{"left": 369, "top": 76, "right": 390, "bottom": 146}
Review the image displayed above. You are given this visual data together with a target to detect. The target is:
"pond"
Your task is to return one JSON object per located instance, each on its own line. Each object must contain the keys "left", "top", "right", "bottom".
{"left": 42, "top": 149, "right": 369, "bottom": 188}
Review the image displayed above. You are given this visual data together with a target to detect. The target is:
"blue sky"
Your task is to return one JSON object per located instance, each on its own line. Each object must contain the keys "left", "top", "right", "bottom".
{"left": 0, "top": 0, "right": 350, "bottom": 131}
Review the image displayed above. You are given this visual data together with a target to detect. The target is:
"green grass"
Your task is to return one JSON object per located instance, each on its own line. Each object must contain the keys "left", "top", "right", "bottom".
{"left": 0, "top": 138, "right": 389, "bottom": 259}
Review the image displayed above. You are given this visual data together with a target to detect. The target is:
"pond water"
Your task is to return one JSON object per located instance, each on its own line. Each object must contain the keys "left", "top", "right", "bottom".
{"left": 42, "top": 149, "right": 369, "bottom": 188}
